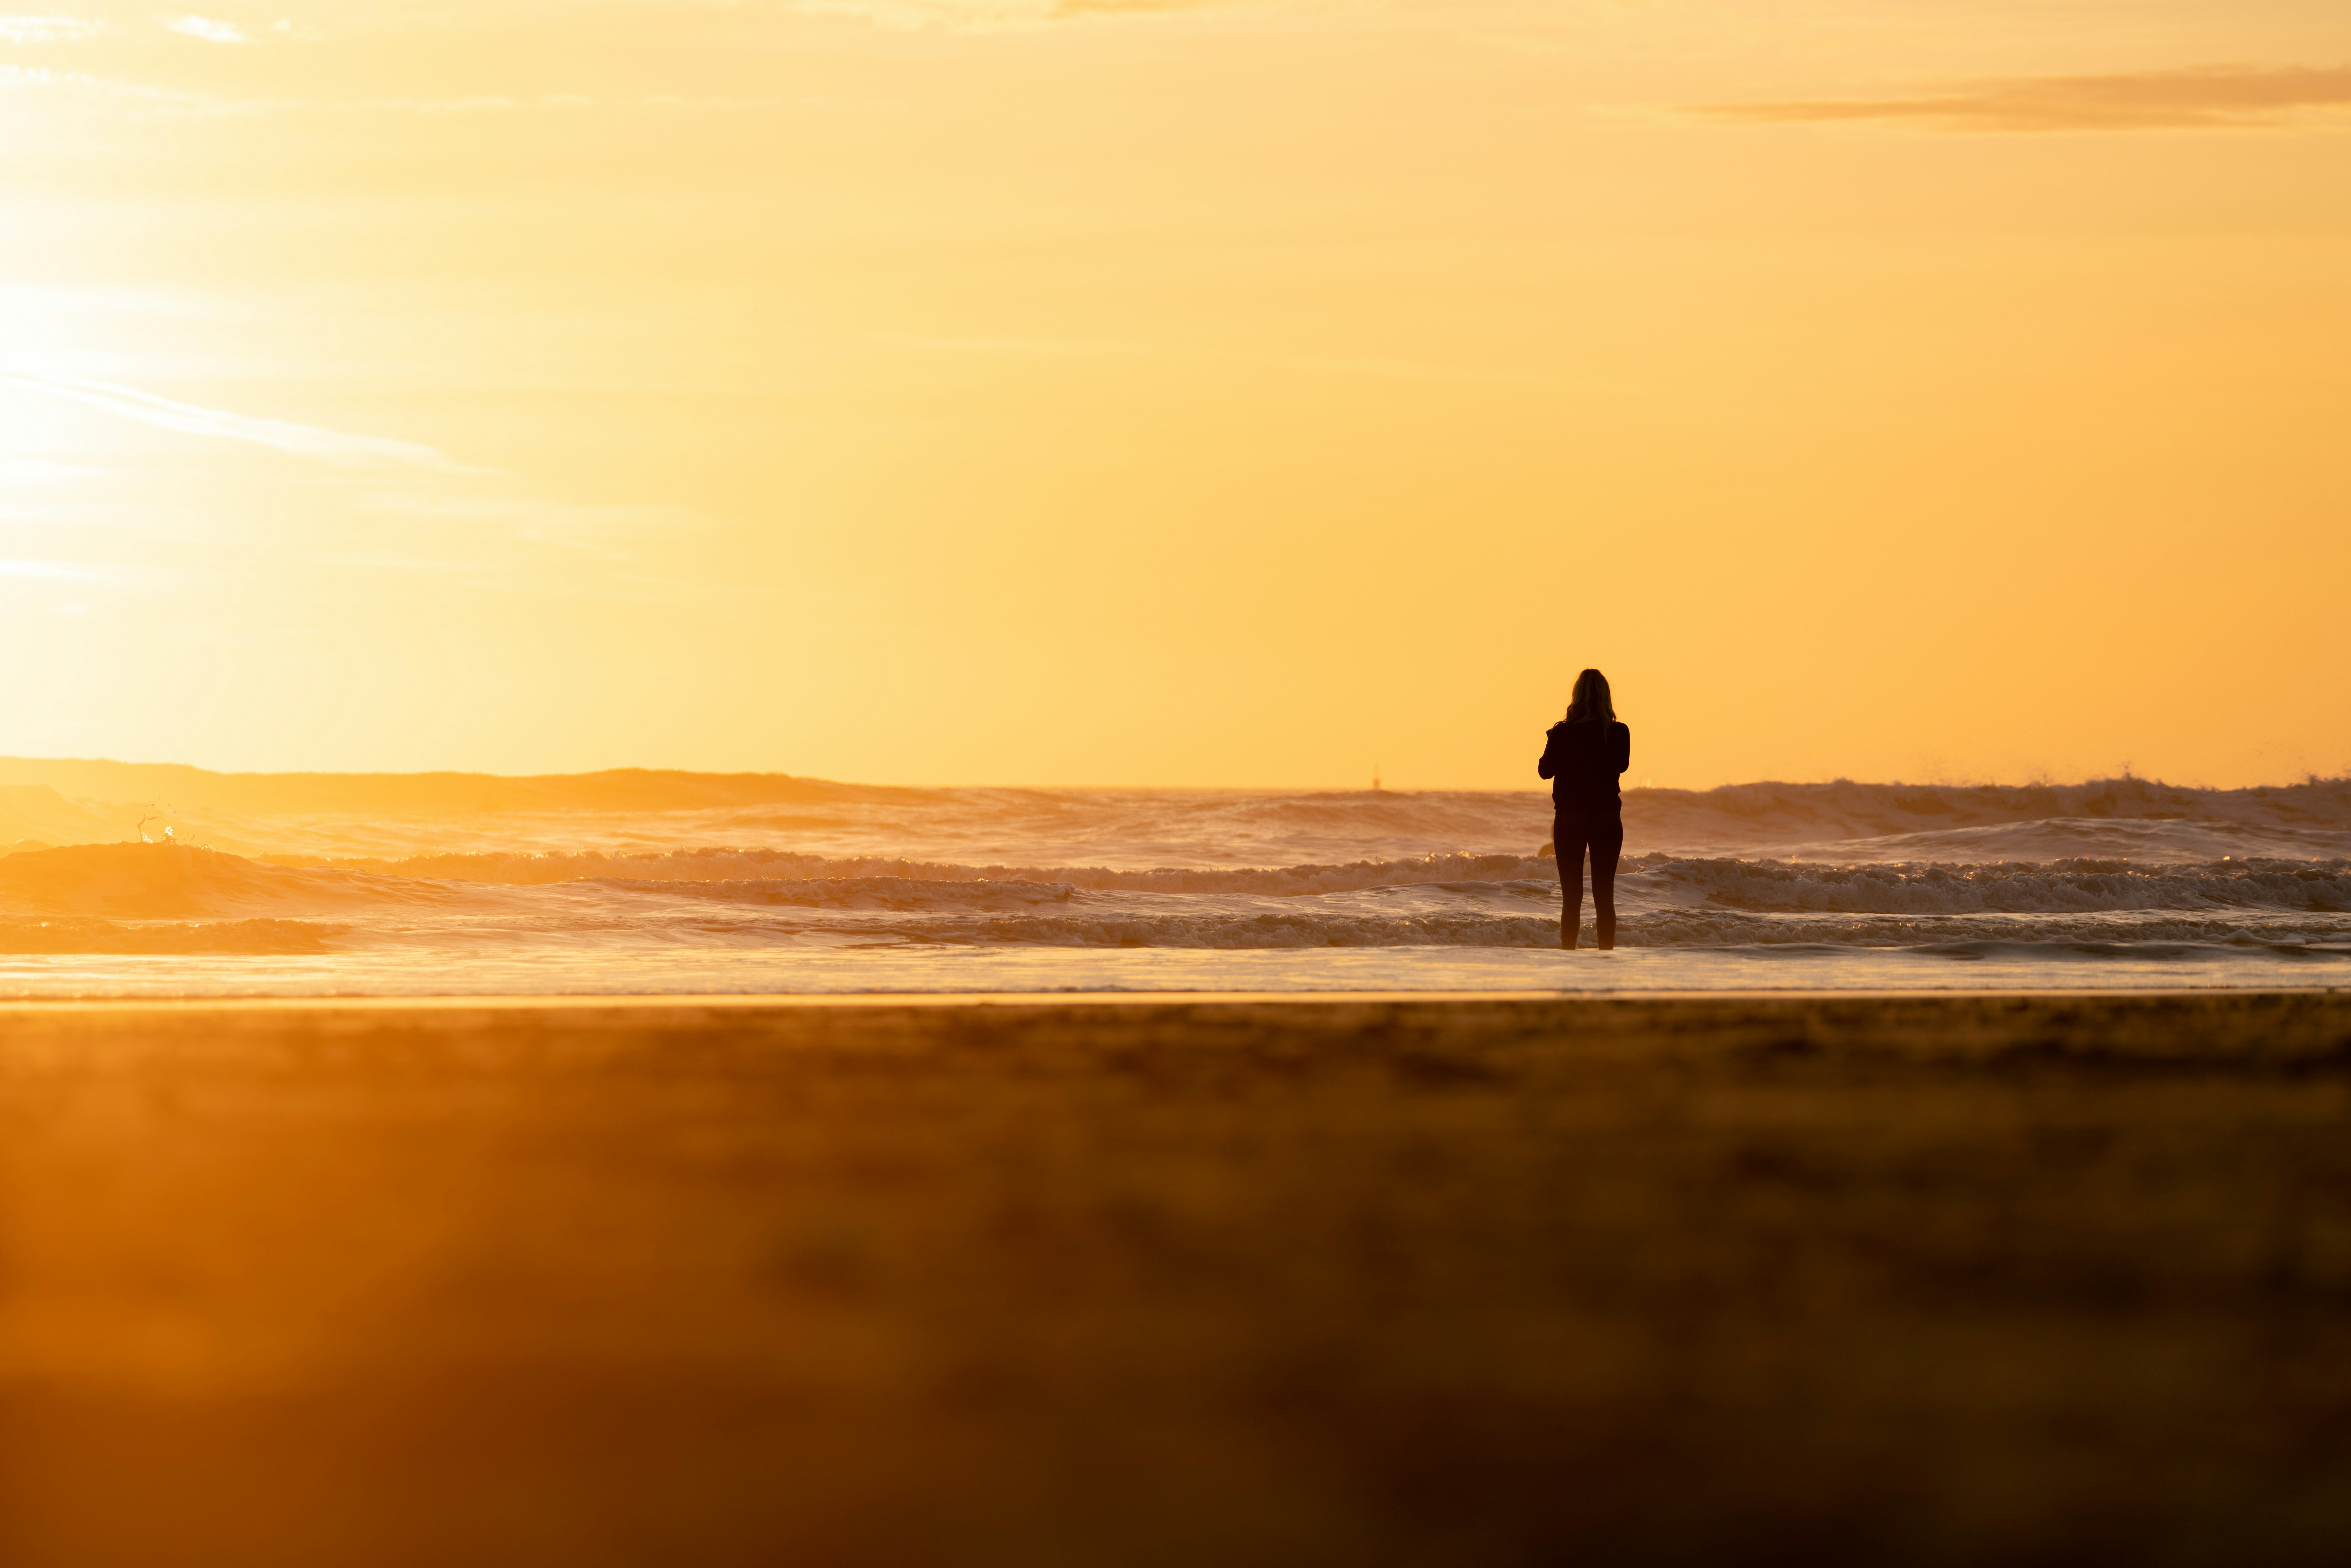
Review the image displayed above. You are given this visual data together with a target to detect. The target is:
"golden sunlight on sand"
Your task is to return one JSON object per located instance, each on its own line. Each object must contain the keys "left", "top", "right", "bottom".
{"left": 2, "top": 993, "right": 2348, "bottom": 1564}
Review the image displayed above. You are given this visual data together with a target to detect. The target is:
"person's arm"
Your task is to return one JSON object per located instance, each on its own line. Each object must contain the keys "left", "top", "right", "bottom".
{"left": 1537, "top": 725, "right": 1564, "bottom": 780}
{"left": 1612, "top": 723, "right": 1631, "bottom": 777}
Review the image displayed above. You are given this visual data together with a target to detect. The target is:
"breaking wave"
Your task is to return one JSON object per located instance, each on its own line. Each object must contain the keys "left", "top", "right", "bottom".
{"left": 14, "top": 762, "right": 2337, "bottom": 866}
{"left": 0, "top": 919, "right": 338, "bottom": 955}
{"left": 1641, "top": 856, "right": 2351, "bottom": 915}
{"left": 276, "top": 848, "right": 1554, "bottom": 894}
{"left": 1626, "top": 774, "right": 2351, "bottom": 861}
{"left": 632, "top": 906, "right": 2351, "bottom": 953}
{"left": 0, "top": 843, "right": 500, "bottom": 919}
{"left": 2, "top": 843, "right": 2346, "bottom": 948}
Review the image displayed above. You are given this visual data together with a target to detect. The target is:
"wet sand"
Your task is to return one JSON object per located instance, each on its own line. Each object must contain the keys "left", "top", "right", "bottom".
{"left": 1, "top": 992, "right": 2347, "bottom": 1566}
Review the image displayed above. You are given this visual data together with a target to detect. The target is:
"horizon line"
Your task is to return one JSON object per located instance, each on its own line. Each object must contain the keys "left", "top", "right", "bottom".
{"left": 0, "top": 754, "right": 2340, "bottom": 797}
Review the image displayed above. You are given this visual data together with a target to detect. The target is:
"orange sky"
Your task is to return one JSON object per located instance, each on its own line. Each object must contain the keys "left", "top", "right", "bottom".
{"left": 2, "top": 1, "right": 2346, "bottom": 788}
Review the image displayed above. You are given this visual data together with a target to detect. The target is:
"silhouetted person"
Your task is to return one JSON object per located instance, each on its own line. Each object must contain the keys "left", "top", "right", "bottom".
{"left": 1538, "top": 669, "right": 1630, "bottom": 950}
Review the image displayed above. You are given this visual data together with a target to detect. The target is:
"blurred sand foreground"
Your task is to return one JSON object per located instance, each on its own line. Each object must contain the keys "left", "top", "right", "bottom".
{"left": 0, "top": 993, "right": 2345, "bottom": 1566}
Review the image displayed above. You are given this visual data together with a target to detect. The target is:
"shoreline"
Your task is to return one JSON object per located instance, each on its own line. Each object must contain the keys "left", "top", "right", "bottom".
{"left": 0, "top": 982, "right": 2344, "bottom": 1012}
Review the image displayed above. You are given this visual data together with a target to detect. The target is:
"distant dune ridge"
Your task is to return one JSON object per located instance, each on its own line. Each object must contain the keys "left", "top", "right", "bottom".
{"left": 0, "top": 759, "right": 897, "bottom": 823}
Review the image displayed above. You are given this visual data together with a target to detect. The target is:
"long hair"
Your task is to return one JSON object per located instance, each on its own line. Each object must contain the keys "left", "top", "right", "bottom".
{"left": 1564, "top": 668, "right": 1614, "bottom": 724}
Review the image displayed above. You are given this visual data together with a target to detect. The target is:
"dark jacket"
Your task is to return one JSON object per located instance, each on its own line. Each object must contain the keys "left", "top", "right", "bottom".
{"left": 1539, "top": 720, "right": 1631, "bottom": 812}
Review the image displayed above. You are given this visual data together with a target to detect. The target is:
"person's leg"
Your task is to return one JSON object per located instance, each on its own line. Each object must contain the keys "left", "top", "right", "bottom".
{"left": 1591, "top": 811, "right": 1625, "bottom": 950}
{"left": 1555, "top": 814, "right": 1586, "bottom": 949}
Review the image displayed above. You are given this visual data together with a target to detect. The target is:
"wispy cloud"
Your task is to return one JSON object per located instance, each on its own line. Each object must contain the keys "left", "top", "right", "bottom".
{"left": 790, "top": 0, "right": 1237, "bottom": 28}
{"left": 355, "top": 491, "right": 704, "bottom": 560}
{"left": 638, "top": 93, "right": 837, "bottom": 113}
{"left": 0, "top": 377, "right": 730, "bottom": 603}
{"left": 0, "top": 456, "right": 96, "bottom": 484}
{"left": 0, "top": 557, "right": 119, "bottom": 582}
{"left": 1044, "top": 0, "right": 1232, "bottom": 14}
{"left": 290, "top": 493, "right": 744, "bottom": 603}
{"left": 0, "top": 14, "right": 105, "bottom": 43}
{"left": 873, "top": 331, "right": 1602, "bottom": 389}
{"left": 0, "top": 61, "right": 205, "bottom": 102}
{"left": 0, "top": 370, "right": 468, "bottom": 471}
{"left": 873, "top": 331, "right": 1137, "bottom": 356}
{"left": 1700, "top": 64, "right": 2351, "bottom": 133}
{"left": 167, "top": 14, "right": 245, "bottom": 44}
{"left": 0, "top": 70, "right": 841, "bottom": 116}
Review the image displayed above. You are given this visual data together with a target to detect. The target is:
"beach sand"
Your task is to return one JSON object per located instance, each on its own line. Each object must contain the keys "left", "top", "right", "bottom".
{"left": 1, "top": 992, "right": 2346, "bottom": 1566}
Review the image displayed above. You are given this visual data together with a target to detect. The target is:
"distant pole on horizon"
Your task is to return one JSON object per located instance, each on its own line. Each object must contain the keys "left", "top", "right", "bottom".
{"left": 1372, "top": 764, "right": 1382, "bottom": 792}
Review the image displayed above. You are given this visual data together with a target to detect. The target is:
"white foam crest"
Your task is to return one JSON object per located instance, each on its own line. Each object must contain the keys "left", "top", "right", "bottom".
{"left": 1639, "top": 857, "right": 2351, "bottom": 915}
{"left": 288, "top": 848, "right": 1556, "bottom": 894}
{"left": 609, "top": 906, "right": 2351, "bottom": 952}
{"left": 16, "top": 766, "right": 2345, "bottom": 867}
{"left": 1624, "top": 776, "right": 2351, "bottom": 860}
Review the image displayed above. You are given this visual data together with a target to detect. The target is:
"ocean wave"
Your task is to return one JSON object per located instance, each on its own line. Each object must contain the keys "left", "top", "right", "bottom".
{"left": 1767, "top": 819, "right": 2351, "bottom": 865}
{"left": 1643, "top": 856, "right": 2351, "bottom": 915}
{"left": 1908, "top": 936, "right": 2351, "bottom": 963}
{"left": 622, "top": 876, "right": 1082, "bottom": 911}
{"left": 1626, "top": 775, "right": 2351, "bottom": 860}
{"left": 803, "top": 911, "right": 1566, "bottom": 950}
{"left": 274, "top": 848, "right": 1555, "bottom": 895}
{"left": 0, "top": 843, "right": 504, "bottom": 919}
{"left": 5, "top": 763, "right": 2348, "bottom": 991}
{"left": 13, "top": 763, "right": 2349, "bottom": 867}
{"left": 1612, "top": 911, "right": 2351, "bottom": 950}
{"left": 625, "top": 904, "right": 2351, "bottom": 952}
{"left": 279, "top": 849, "right": 2351, "bottom": 920}
{"left": 13, "top": 841, "right": 2351, "bottom": 934}
{"left": 0, "top": 918, "right": 339, "bottom": 954}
